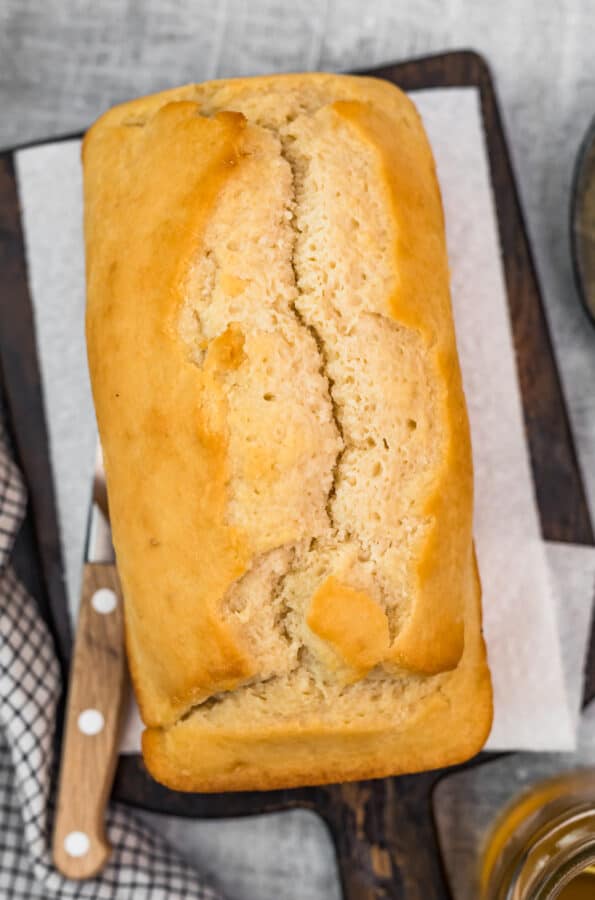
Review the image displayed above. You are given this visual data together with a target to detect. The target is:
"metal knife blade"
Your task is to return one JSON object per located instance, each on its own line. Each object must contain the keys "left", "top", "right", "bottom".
{"left": 85, "top": 444, "right": 115, "bottom": 564}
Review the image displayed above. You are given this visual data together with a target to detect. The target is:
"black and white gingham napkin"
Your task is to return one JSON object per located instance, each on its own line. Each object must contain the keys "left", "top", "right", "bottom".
{"left": 0, "top": 421, "right": 223, "bottom": 900}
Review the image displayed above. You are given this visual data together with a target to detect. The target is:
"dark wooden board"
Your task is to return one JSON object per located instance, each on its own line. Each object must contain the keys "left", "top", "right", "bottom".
{"left": 0, "top": 50, "right": 592, "bottom": 900}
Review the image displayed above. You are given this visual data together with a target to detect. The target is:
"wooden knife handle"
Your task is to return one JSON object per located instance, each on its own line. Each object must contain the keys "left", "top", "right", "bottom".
{"left": 52, "top": 563, "right": 126, "bottom": 879}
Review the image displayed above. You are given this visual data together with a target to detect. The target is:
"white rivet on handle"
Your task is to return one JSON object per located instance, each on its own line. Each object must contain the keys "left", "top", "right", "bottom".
{"left": 77, "top": 709, "right": 105, "bottom": 736}
{"left": 64, "top": 831, "right": 90, "bottom": 858}
{"left": 92, "top": 588, "right": 117, "bottom": 615}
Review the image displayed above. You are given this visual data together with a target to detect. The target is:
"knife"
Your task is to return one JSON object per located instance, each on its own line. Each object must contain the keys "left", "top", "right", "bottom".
{"left": 52, "top": 445, "right": 127, "bottom": 879}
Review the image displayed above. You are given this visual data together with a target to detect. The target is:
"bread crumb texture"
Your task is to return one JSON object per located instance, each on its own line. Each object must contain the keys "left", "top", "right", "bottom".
{"left": 84, "top": 73, "right": 492, "bottom": 790}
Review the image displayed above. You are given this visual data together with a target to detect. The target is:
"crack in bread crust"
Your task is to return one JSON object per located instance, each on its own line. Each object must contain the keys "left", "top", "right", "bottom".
{"left": 174, "top": 98, "right": 449, "bottom": 719}
{"left": 288, "top": 298, "right": 346, "bottom": 528}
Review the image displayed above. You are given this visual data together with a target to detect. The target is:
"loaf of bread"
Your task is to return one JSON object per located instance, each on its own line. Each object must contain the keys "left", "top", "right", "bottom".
{"left": 84, "top": 73, "right": 492, "bottom": 791}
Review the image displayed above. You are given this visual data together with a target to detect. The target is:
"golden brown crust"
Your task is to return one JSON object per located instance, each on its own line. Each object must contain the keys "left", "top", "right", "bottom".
{"left": 84, "top": 73, "right": 492, "bottom": 788}
{"left": 85, "top": 101, "right": 259, "bottom": 726}
{"left": 330, "top": 96, "right": 471, "bottom": 673}
{"left": 142, "top": 554, "right": 491, "bottom": 792}
{"left": 306, "top": 576, "right": 390, "bottom": 677}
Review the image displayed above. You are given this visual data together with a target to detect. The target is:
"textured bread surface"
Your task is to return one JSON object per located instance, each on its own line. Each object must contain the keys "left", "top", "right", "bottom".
{"left": 84, "top": 73, "right": 492, "bottom": 791}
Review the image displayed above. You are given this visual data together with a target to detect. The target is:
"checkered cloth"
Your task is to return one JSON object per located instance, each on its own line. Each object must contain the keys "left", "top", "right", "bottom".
{"left": 0, "top": 423, "right": 223, "bottom": 899}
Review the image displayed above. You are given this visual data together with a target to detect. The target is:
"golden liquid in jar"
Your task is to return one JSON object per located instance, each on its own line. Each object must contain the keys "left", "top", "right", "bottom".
{"left": 557, "top": 865, "right": 595, "bottom": 900}
{"left": 481, "top": 772, "right": 595, "bottom": 899}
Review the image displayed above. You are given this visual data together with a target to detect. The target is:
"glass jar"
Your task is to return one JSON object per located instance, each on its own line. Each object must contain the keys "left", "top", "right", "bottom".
{"left": 481, "top": 770, "right": 595, "bottom": 899}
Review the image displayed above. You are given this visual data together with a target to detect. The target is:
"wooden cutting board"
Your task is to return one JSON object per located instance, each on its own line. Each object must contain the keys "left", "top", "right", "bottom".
{"left": 0, "top": 50, "right": 593, "bottom": 900}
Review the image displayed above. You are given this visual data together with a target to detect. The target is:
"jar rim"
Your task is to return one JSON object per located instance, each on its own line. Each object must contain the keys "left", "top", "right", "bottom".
{"left": 533, "top": 839, "right": 595, "bottom": 899}
{"left": 484, "top": 787, "right": 595, "bottom": 899}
